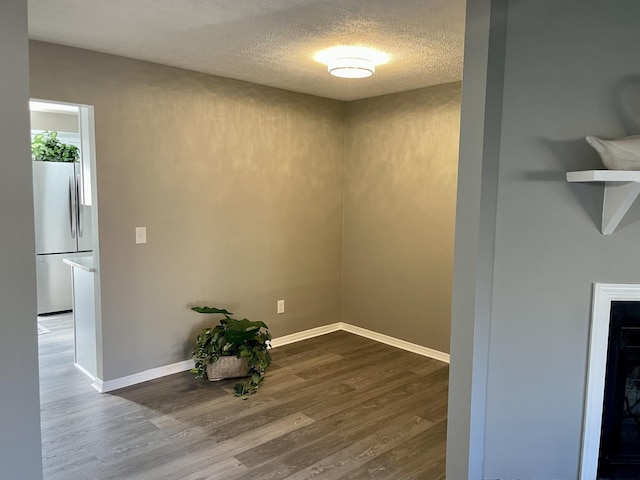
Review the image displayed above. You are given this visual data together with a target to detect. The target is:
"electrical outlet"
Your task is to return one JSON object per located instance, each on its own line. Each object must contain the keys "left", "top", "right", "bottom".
{"left": 277, "top": 299, "right": 285, "bottom": 314}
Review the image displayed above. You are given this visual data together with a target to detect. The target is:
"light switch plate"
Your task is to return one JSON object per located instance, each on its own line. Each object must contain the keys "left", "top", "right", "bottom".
{"left": 135, "top": 227, "right": 147, "bottom": 244}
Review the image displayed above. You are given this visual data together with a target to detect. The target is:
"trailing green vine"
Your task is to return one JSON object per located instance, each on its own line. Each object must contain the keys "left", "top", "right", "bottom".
{"left": 190, "top": 306, "right": 271, "bottom": 398}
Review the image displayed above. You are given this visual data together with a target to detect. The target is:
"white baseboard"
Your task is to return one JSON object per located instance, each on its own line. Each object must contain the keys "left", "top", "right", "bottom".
{"left": 92, "top": 359, "right": 195, "bottom": 393}
{"left": 340, "top": 323, "right": 450, "bottom": 364}
{"left": 269, "top": 323, "right": 342, "bottom": 348}
{"left": 74, "top": 363, "right": 96, "bottom": 381}
{"left": 92, "top": 322, "right": 448, "bottom": 393}
{"left": 270, "top": 321, "right": 449, "bottom": 363}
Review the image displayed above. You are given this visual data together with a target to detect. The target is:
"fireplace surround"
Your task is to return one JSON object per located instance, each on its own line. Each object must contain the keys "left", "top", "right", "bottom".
{"left": 581, "top": 284, "right": 640, "bottom": 480}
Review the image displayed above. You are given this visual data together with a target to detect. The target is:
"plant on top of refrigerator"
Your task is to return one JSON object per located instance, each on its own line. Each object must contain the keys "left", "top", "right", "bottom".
{"left": 31, "top": 131, "right": 79, "bottom": 163}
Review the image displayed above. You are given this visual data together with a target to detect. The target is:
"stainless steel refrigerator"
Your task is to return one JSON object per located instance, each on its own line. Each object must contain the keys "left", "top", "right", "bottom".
{"left": 33, "top": 161, "right": 92, "bottom": 315}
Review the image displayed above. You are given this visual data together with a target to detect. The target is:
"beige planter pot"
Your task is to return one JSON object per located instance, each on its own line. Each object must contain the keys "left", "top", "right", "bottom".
{"left": 206, "top": 356, "right": 249, "bottom": 381}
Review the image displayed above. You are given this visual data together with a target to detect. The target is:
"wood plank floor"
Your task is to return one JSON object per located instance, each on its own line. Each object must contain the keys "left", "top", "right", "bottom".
{"left": 38, "top": 315, "right": 448, "bottom": 480}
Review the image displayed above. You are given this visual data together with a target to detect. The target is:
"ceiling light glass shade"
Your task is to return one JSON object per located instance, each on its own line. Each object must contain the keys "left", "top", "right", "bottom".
{"left": 328, "top": 57, "right": 375, "bottom": 78}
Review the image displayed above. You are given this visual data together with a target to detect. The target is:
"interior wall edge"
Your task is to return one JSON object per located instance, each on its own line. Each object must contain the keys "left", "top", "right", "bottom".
{"left": 0, "top": 0, "right": 43, "bottom": 478}
{"left": 446, "top": 0, "right": 508, "bottom": 479}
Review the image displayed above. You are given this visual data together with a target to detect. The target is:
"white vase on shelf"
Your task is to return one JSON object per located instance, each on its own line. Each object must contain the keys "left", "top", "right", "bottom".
{"left": 586, "top": 134, "right": 640, "bottom": 170}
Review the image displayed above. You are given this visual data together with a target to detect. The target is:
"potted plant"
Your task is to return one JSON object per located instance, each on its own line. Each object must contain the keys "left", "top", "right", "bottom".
{"left": 190, "top": 306, "right": 272, "bottom": 398}
{"left": 31, "top": 131, "right": 79, "bottom": 162}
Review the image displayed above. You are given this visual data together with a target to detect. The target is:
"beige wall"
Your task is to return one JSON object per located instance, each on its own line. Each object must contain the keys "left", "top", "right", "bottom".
{"left": 29, "top": 40, "right": 460, "bottom": 381}
{"left": 342, "top": 83, "right": 461, "bottom": 353}
{"left": 29, "top": 41, "right": 345, "bottom": 380}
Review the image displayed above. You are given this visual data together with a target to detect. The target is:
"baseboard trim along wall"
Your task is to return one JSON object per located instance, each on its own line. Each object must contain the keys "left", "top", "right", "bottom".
{"left": 92, "top": 359, "right": 195, "bottom": 393}
{"left": 74, "top": 362, "right": 96, "bottom": 382}
{"left": 269, "top": 323, "right": 343, "bottom": 348}
{"left": 93, "top": 322, "right": 450, "bottom": 393}
{"left": 340, "top": 323, "right": 451, "bottom": 364}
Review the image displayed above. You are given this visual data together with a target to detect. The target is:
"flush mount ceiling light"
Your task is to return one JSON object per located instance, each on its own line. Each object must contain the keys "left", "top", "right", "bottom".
{"left": 315, "top": 46, "right": 389, "bottom": 79}
{"left": 328, "top": 57, "right": 375, "bottom": 78}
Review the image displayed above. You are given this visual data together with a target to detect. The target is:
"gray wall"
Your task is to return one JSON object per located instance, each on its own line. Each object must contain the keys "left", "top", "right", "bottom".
{"left": 446, "top": 1, "right": 506, "bottom": 478}
{"left": 0, "top": 0, "right": 43, "bottom": 478}
{"left": 29, "top": 41, "right": 346, "bottom": 381}
{"left": 451, "top": 1, "right": 640, "bottom": 478}
{"left": 342, "top": 83, "right": 460, "bottom": 353}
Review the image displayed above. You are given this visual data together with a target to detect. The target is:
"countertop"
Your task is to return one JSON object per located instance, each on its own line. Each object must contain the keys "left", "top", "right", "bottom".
{"left": 63, "top": 255, "right": 95, "bottom": 273}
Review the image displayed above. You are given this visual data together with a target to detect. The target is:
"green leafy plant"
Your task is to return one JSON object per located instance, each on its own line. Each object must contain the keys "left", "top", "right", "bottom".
{"left": 190, "top": 306, "right": 272, "bottom": 398}
{"left": 31, "top": 131, "right": 79, "bottom": 162}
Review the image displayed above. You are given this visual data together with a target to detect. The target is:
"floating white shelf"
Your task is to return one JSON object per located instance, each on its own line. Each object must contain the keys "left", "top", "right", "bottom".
{"left": 567, "top": 170, "right": 640, "bottom": 235}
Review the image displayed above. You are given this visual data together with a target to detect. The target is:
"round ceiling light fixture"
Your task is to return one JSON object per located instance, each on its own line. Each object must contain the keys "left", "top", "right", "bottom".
{"left": 315, "top": 46, "right": 389, "bottom": 80}
{"left": 328, "top": 57, "right": 375, "bottom": 79}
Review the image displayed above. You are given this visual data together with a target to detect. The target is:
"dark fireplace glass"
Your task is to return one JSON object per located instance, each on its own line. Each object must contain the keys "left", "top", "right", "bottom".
{"left": 622, "top": 364, "right": 640, "bottom": 452}
{"left": 598, "top": 301, "right": 640, "bottom": 479}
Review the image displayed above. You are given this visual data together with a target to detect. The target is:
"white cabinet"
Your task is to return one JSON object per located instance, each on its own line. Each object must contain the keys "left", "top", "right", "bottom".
{"left": 63, "top": 255, "right": 97, "bottom": 379}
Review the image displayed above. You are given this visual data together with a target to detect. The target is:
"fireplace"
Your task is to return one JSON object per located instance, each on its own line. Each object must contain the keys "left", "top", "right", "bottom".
{"left": 581, "top": 284, "right": 640, "bottom": 480}
{"left": 598, "top": 301, "right": 640, "bottom": 479}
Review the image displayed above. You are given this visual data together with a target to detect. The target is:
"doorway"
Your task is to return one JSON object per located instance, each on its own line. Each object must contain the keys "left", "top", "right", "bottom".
{"left": 30, "top": 99, "right": 101, "bottom": 383}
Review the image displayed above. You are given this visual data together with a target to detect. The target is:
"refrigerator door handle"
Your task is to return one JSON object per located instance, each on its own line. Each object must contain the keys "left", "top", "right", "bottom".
{"left": 76, "top": 173, "right": 83, "bottom": 238}
{"left": 69, "top": 175, "right": 76, "bottom": 239}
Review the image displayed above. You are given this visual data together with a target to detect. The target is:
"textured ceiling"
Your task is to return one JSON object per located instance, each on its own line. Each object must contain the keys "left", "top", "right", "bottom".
{"left": 27, "top": 0, "right": 466, "bottom": 101}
